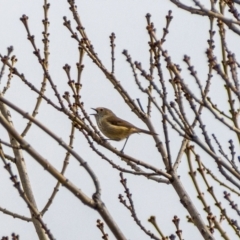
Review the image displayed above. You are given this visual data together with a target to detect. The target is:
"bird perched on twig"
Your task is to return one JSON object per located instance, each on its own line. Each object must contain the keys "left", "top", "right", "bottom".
{"left": 91, "top": 107, "right": 157, "bottom": 152}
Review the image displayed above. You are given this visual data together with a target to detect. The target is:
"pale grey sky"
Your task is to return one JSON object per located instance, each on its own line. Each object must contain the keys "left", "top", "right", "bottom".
{"left": 0, "top": 1, "right": 238, "bottom": 240}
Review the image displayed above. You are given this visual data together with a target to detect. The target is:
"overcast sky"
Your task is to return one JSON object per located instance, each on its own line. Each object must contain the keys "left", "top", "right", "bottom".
{"left": 0, "top": 1, "right": 238, "bottom": 240}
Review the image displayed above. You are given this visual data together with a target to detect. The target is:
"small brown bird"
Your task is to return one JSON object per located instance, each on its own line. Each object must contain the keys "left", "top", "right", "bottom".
{"left": 91, "top": 107, "right": 156, "bottom": 152}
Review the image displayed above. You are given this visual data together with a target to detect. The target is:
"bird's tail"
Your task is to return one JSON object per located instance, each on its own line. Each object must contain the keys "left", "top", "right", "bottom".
{"left": 138, "top": 128, "right": 158, "bottom": 136}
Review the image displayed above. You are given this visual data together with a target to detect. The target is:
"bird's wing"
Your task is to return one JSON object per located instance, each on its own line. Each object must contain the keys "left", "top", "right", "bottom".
{"left": 106, "top": 116, "right": 157, "bottom": 135}
{"left": 106, "top": 116, "right": 137, "bottom": 129}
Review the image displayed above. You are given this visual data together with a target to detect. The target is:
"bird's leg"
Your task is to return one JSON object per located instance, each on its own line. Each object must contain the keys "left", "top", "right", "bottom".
{"left": 120, "top": 137, "right": 129, "bottom": 153}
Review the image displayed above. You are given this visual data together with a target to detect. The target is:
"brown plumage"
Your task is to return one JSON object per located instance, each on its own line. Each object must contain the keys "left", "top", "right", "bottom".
{"left": 91, "top": 107, "right": 157, "bottom": 152}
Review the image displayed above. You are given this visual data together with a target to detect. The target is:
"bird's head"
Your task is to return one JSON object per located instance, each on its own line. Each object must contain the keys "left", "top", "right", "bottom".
{"left": 91, "top": 107, "right": 115, "bottom": 119}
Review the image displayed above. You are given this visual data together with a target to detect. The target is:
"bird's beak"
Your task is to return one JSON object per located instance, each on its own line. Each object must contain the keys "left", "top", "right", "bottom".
{"left": 91, "top": 108, "right": 97, "bottom": 115}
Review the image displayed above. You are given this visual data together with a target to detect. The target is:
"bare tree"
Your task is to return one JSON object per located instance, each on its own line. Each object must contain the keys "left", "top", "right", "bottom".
{"left": 1, "top": 0, "right": 240, "bottom": 239}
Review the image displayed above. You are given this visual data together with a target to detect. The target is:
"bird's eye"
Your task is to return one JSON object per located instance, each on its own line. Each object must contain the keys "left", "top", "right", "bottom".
{"left": 100, "top": 109, "right": 103, "bottom": 111}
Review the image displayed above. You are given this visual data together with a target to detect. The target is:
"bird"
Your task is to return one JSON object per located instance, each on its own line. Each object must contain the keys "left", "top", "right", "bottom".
{"left": 91, "top": 107, "right": 157, "bottom": 152}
